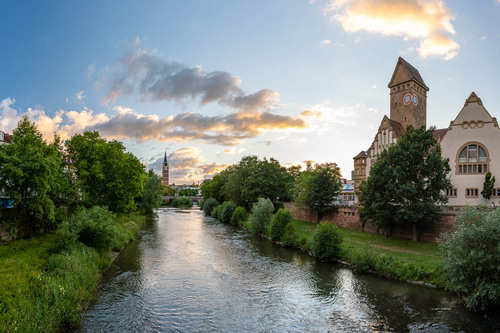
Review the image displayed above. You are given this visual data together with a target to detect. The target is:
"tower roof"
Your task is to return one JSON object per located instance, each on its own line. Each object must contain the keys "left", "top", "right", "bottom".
{"left": 388, "top": 57, "right": 428, "bottom": 90}
{"left": 164, "top": 151, "right": 168, "bottom": 163}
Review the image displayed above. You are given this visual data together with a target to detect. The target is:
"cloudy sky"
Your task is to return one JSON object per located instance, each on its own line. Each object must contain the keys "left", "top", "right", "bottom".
{"left": 1, "top": 1, "right": 499, "bottom": 184}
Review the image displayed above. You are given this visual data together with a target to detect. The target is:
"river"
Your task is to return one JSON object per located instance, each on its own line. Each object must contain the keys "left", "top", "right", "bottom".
{"left": 77, "top": 208, "right": 500, "bottom": 332}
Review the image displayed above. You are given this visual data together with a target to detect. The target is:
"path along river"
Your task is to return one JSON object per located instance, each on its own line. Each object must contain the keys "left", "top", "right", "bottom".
{"left": 78, "top": 208, "right": 500, "bottom": 332}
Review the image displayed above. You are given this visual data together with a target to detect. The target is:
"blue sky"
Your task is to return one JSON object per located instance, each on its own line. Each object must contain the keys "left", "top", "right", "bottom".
{"left": 1, "top": 0, "right": 500, "bottom": 184}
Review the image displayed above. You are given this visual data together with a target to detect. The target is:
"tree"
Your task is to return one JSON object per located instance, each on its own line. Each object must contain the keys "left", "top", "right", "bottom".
{"left": 293, "top": 163, "right": 342, "bottom": 222}
{"left": 481, "top": 171, "right": 496, "bottom": 202}
{"left": 359, "top": 126, "right": 451, "bottom": 240}
{"left": 0, "top": 117, "right": 62, "bottom": 234}
{"left": 200, "top": 174, "right": 226, "bottom": 203}
{"left": 311, "top": 222, "right": 343, "bottom": 262}
{"left": 247, "top": 198, "right": 274, "bottom": 235}
{"left": 270, "top": 208, "right": 293, "bottom": 241}
{"left": 439, "top": 206, "right": 500, "bottom": 310}
{"left": 140, "top": 171, "right": 164, "bottom": 216}
{"left": 66, "top": 131, "right": 145, "bottom": 213}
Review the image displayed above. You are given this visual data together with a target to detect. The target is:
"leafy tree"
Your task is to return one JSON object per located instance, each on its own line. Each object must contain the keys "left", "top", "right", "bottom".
{"left": 311, "top": 222, "right": 342, "bottom": 262}
{"left": 248, "top": 198, "right": 274, "bottom": 235}
{"left": 0, "top": 117, "right": 62, "bottom": 234}
{"left": 359, "top": 126, "right": 451, "bottom": 240}
{"left": 200, "top": 174, "right": 226, "bottom": 203}
{"left": 223, "top": 156, "right": 293, "bottom": 209}
{"left": 140, "top": 171, "right": 164, "bottom": 216}
{"left": 293, "top": 163, "right": 342, "bottom": 221}
{"left": 439, "top": 206, "right": 500, "bottom": 311}
{"left": 230, "top": 206, "right": 248, "bottom": 226}
{"left": 164, "top": 185, "right": 176, "bottom": 196}
{"left": 219, "top": 201, "right": 237, "bottom": 223}
{"left": 481, "top": 171, "right": 496, "bottom": 202}
{"left": 281, "top": 223, "right": 298, "bottom": 247}
{"left": 66, "top": 131, "right": 145, "bottom": 213}
{"left": 202, "top": 198, "right": 219, "bottom": 215}
{"left": 172, "top": 196, "right": 193, "bottom": 208}
{"left": 270, "top": 208, "right": 293, "bottom": 241}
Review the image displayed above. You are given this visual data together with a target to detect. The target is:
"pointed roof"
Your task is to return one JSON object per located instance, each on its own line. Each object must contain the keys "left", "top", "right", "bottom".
{"left": 164, "top": 151, "right": 168, "bottom": 163}
{"left": 353, "top": 150, "right": 367, "bottom": 159}
{"left": 453, "top": 92, "right": 495, "bottom": 124}
{"left": 432, "top": 128, "right": 448, "bottom": 143}
{"left": 388, "top": 119, "right": 405, "bottom": 138}
{"left": 388, "top": 57, "right": 428, "bottom": 90}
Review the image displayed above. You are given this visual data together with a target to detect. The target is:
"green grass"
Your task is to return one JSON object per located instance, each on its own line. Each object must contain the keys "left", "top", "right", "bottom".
{"left": 0, "top": 212, "right": 145, "bottom": 333}
{"left": 289, "top": 219, "right": 445, "bottom": 287}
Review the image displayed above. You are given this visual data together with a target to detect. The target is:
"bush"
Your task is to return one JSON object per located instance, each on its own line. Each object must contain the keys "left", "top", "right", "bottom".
{"left": 230, "top": 207, "right": 248, "bottom": 226}
{"left": 220, "top": 201, "right": 237, "bottom": 223}
{"left": 211, "top": 205, "right": 220, "bottom": 219}
{"left": 73, "top": 206, "right": 118, "bottom": 253}
{"left": 270, "top": 209, "right": 293, "bottom": 241}
{"left": 50, "top": 221, "right": 78, "bottom": 253}
{"left": 172, "top": 196, "right": 193, "bottom": 208}
{"left": 311, "top": 222, "right": 342, "bottom": 262}
{"left": 199, "top": 198, "right": 205, "bottom": 211}
{"left": 281, "top": 223, "right": 298, "bottom": 247}
{"left": 298, "top": 236, "right": 311, "bottom": 252}
{"left": 203, "top": 198, "right": 219, "bottom": 215}
{"left": 248, "top": 198, "right": 274, "bottom": 235}
{"left": 439, "top": 206, "right": 500, "bottom": 311}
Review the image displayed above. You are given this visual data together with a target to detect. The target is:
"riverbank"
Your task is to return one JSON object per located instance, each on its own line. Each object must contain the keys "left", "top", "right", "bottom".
{"left": 0, "top": 212, "right": 145, "bottom": 332}
{"left": 289, "top": 219, "right": 445, "bottom": 287}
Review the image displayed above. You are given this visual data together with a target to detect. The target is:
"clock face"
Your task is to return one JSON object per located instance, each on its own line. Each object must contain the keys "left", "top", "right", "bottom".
{"left": 412, "top": 94, "right": 418, "bottom": 105}
{"left": 403, "top": 93, "right": 411, "bottom": 105}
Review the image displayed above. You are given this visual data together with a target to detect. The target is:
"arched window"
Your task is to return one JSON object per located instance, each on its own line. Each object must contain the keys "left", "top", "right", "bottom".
{"left": 456, "top": 143, "right": 489, "bottom": 174}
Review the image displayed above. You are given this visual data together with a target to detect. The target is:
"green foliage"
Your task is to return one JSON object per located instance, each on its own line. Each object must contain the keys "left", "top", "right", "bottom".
{"left": 66, "top": 131, "right": 145, "bottom": 213}
{"left": 270, "top": 208, "right": 293, "bottom": 241}
{"left": 230, "top": 206, "right": 248, "bottom": 226}
{"left": 481, "top": 171, "right": 496, "bottom": 201}
{"left": 140, "top": 172, "right": 164, "bottom": 216}
{"left": 164, "top": 185, "right": 176, "bottom": 196}
{"left": 248, "top": 198, "right": 274, "bottom": 234}
{"left": 222, "top": 156, "right": 293, "bottom": 209}
{"left": 439, "top": 206, "right": 500, "bottom": 311}
{"left": 359, "top": 126, "right": 451, "bottom": 240}
{"left": 50, "top": 221, "right": 79, "bottom": 253}
{"left": 172, "top": 196, "right": 193, "bottom": 208}
{"left": 281, "top": 223, "right": 298, "bottom": 247}
{"left": 219, "top": 201, "right": 237, "bottom": 223}
{"left": 71, "top": 206, "right": 118, "bottom": 253}
{"left": 211, "top": 205, "right": 220, "bottom": 218}
{"left": 200, "top": 175, "right": 226, "bottom": 203}
{"left": 179, "top": 188, "right": 198, "bottom": 196}
{"left": 311, "top": 222, "right": 342, "bottom": 262}
{"left": 0, "top": 117, "right": 68, "bottom": 232}
{"left": 203, "top": 198, "right": 219, "bottom": 215}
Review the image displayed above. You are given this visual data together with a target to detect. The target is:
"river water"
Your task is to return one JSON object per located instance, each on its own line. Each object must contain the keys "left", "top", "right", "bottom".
{"left": 78, "top": 208, "right": 500, "bottom": 332}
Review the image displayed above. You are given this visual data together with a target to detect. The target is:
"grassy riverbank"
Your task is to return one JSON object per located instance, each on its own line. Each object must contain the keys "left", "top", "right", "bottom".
{"left": 289, "top": 219, "right": 445, "bottom": 287}
{"left": 0, "top": 212, "right": 145, "bottom": 333}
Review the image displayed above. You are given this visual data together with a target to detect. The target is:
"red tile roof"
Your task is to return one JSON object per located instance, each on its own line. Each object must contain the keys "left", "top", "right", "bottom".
{"left": 353, "top": 150, "right": 367, "bottom": 159}
{"left": 389, "top": 119, "right": 405, "bottom": 138}
{"left": 433, "top": 128, "right": 448, "bottom": 143}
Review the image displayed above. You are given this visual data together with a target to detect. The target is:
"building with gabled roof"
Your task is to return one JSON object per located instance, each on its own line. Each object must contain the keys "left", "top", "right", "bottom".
{"left": 0, "top": 131, "right": 12, "bottom": 145}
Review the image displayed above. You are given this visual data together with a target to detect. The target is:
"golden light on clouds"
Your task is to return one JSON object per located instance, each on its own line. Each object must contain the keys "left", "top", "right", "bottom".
{"left": 325, "top": 0, "right": 459, "bottom": 60}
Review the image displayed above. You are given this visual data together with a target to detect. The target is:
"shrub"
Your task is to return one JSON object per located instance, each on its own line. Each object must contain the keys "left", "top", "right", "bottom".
{"left": 220, "top": 201, "right": 237, "bottom": 223}
{"left": 298, "top": 236, "right": 311, "bottom": 252}
{"left": 270, "top": 208, "right": 293, "bottom": 241}
{"left": 172, "top": 196, "right": 193, "bottom": 208}
{"left": 199, "top": 198, "right": 205, "bottom": 211}
{"left": 248, "top": 198, "right": 274, "bottom": 235}
{"left": 50, "top": 221, "right": 78, "bottom": 253}
{"left": 211, "top": 205, "right": 220, "bottom": 219}
{"left": 231, "top": 206, "right": 248, "bottom": 226}
{"left": 439, "top": 206, "right": 500, "bottom": 311}
{"left": 311, "top": 222, "right": 342, "bottom": 262}
{"left": 281, "top": 223, "right": 298, "bottom": 247}
{"left": 203, "top": 198, "right": 219, "bottom": 215}
{"left": 72, "top": 206, "right": 118, "bottom": 253}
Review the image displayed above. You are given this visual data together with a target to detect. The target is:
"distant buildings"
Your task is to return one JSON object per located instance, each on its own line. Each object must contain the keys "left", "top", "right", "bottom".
{"left": 353, "top": 57, "right": 500, "bottom": 207}
{"left": 0, "top": 131, "right": 12, "bottom": 145}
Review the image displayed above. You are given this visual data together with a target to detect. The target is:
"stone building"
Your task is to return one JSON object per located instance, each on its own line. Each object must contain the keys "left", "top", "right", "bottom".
{"left": 353, "top": 57, "right": 499, "bottom": 207}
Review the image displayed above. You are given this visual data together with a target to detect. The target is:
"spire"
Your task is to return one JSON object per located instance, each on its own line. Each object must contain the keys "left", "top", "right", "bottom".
{"left": 164, "top": 151, "right": 168, "bottom": 163}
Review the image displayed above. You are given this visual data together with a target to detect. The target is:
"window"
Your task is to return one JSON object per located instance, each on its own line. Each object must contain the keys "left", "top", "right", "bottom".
{"left": 446, "top": 188, "right": 457, "bottom": 197}
{"left": 465, "top": 188, "right": 479, "bottom": 198}
{"left": 493, "top": 189, "right": 500, "bottom": 198}
{"left": 457, "top": 143, "right": 489, "bottom": 174}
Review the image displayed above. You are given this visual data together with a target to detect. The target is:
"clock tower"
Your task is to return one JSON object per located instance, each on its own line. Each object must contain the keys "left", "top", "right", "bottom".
{"left": 388, "top": 57, "right": 428, "bottom": 129}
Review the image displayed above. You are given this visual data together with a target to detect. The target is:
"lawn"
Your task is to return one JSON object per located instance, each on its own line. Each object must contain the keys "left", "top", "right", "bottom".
{"left": 289, "top": 219, "right": 445, "bottom": 287}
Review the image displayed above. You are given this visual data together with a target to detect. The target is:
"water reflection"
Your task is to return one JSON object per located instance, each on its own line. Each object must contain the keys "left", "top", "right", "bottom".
{"left": 78, "top": 209, "right": 500, "bottom": 332}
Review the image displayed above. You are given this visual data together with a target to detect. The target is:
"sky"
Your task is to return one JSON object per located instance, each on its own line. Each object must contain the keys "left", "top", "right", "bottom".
{"left": 1, "top": 0, "right": 500, "bottom": 184}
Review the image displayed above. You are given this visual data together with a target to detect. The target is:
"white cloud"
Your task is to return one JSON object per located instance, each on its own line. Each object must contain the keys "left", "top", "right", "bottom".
{"left": 76, "top": 90, "right": 85, "bottom": 101}
{"left": 481, "top": 35, "right": 487, "bottom": 40}
{"left": 324, "top": 0, "right": 460, "bottom": 60}
{"left": 320, "top": 39, "right": 332, "bottom": 44}
{"left": 0, "top": 97, "right": 19, "bottom": 132}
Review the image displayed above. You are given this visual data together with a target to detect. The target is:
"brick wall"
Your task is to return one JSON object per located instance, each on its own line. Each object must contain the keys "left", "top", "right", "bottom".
{"left": 283, "top": 202, "right": 457, "bottom": 242}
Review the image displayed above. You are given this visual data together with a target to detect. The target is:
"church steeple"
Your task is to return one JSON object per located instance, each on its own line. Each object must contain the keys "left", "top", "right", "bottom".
{"left": 162, "top": 151, "right": 169, "bottom": 186}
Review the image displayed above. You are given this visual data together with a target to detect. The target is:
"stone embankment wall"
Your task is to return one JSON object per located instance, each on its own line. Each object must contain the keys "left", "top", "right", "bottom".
{"left": 284, "top": 203, "right": 456, "bottom": 242}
